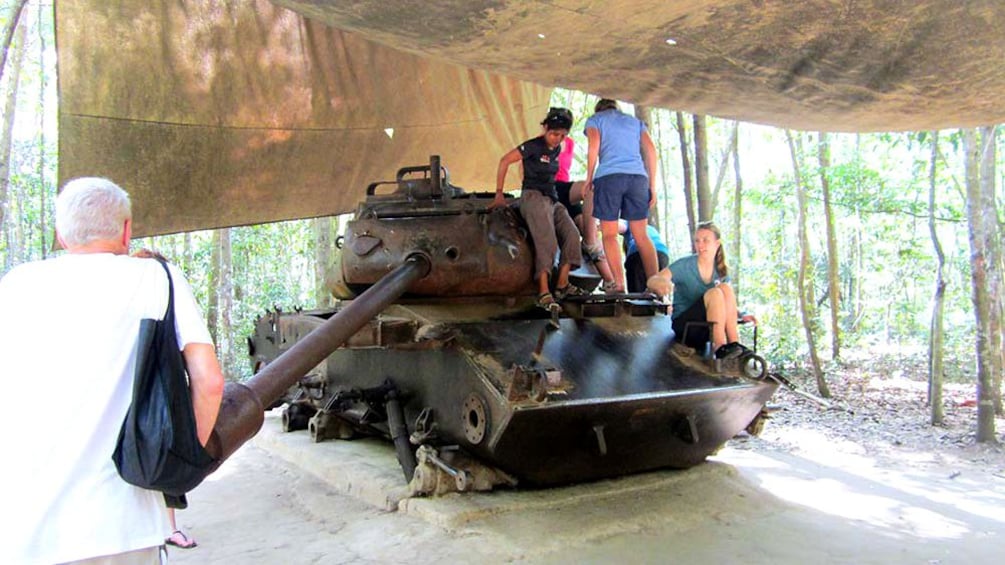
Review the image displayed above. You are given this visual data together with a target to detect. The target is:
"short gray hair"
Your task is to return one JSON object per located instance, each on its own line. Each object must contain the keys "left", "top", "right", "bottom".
{"left": 55, "top": 177, "right": 132, "bottom": 247}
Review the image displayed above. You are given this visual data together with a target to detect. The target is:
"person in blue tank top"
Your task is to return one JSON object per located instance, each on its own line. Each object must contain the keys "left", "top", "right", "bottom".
{"left": 583, "top": 99, "right": 660, "bottom": 293}
{"left": 648, "top": 221, "right": 756, "bottom": 359}
{"left": 620, "top": 221, "right": 669, "bottom": 293}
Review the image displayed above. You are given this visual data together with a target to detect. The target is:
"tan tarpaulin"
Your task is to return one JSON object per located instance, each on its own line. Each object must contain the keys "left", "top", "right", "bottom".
{"left": 56, "top": 1, "right": 1005, "bottom": 236}
{"left": 274, "top": 0, "right": 1005, "bottom": 132}
{"left": 56, "top": 1, "right": 551, "bottom": 237}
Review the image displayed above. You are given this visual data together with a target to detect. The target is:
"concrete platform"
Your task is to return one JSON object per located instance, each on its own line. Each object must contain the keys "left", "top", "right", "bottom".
{"left": 252, "top": 411, "right": 761, "bottom": 534}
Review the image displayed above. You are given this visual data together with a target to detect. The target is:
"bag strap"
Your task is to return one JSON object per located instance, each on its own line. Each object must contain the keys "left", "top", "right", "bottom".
{"left": 154, "top": 257, "right": 175, "bottom": 323}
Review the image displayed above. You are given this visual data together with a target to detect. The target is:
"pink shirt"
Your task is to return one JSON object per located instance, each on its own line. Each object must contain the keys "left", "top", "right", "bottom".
{"left": 555, "top": 136, "right": 575, "bottom": 182}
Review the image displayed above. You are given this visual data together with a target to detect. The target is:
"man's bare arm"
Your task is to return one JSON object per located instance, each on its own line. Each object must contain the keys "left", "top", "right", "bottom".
{"left": 183, "top": 343, "right": 225, "bottom": 446}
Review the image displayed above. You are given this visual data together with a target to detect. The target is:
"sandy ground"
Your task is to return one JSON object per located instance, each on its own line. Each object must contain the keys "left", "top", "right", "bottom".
{"left": 167, "top": 411, "right": 1005, "bottom": 565}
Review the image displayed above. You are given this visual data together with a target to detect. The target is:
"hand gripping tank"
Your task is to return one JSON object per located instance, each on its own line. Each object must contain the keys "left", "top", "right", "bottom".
{"left": 241, "top": 156, "right": 778, "bottom": 495}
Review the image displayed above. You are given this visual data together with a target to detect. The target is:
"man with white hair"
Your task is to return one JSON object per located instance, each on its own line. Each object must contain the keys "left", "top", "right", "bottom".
{"left": 0, "top": 177, "right": 225, "bottom": 564}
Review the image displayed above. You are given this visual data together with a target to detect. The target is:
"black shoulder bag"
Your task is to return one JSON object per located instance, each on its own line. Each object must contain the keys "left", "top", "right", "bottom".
{"left": 112, "top": 258, "right": 216, "bottom": 509}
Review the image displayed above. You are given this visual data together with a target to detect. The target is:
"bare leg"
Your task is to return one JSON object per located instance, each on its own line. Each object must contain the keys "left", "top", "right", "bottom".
{"left": 571, "top": 181, "right": 598, "bottom": 248}
{"left": 600, "top": 220, "right": 625, "bottom": 291}
{"left": 627, "top": 219, "right": 659, "bottom": 278}
{"left": 537, "top": 271, "right": 550, "bottom": 296}
{"left": 718, "top": 282, "right": 740, "bottom": 343}
{"left": 555, "top": 263, "right": 572, "bottom": 289}
{"left": 703, "top": 287, "right": 728, "bottom": 348}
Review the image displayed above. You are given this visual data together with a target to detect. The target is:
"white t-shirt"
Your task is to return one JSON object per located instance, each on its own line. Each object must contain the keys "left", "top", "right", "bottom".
{"left": 0, "top": 253, "right": 213, "bottom": 564}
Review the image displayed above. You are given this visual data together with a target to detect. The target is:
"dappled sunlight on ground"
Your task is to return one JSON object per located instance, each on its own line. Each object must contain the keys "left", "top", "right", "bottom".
{"left": 718, "top": 446, "right": 1003, "bottom": 542}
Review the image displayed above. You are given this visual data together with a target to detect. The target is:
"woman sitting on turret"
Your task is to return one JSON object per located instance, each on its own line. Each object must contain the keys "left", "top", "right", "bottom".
{"left": 647, "top": 221, "right": 756, "bottom": 358}
{"left": 490, "top": 108, "right": 585, "bottom": 311}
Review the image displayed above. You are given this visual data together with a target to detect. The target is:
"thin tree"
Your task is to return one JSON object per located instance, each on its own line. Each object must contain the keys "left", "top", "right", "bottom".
{"left": 693, "top": 114, "right": 711, "bottom": 222}
{"left": 926, "top": 131, "right": 946, "bottom": 425}
{"left": 818, "top": 132, "right": 841, "bottom": 360}
{"left": 652, "top": 109, "right": 674, "bottom": 247}
{"left": 35, "top": 1, "right": 47, "bottom": 258}
{"left": 675, "top": 112, "right": 696, "bottom": 240}
{"left": 978, "top": 125, "right": 1003, "bottom": 415}
{"left": 207, "top": 230, "right": 222, "bottom": 344}
{"left": 218, "top": 227, "right": 235, "bottom": 377}
{"left": 0, "top": 14, "right": 26, "bottom": 268}
{"left": 0, "top": 0, "right": 28, "bottom": 85}
{"left": 962, "top": 127, "right": 999, "bottom": 442}
{"left": 730, "top": 125, "right": 742, "bottom": 294}
{"left": 710, "top": 122, "right": 738, "bottom": 213}
{"left": 786, "top": 130, "right": 829, "bottom": 397}
{"left": 634, "top": 105, "right": 660, "bottom": 228}
{"left": 313, "top": 216, "right": 336, "bottom": 308}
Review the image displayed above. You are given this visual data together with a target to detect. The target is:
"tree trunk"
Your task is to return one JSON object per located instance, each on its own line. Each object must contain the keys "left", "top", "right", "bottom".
{"left": 654, "top": 109, "right": 673, "bottom": 247}
{"left": 218, "top": 227, "right": 234, "bottom": 377}
{"left": 693, "top": 114, "right": 711, "bottom": 222}
{"left": 0, "top": 15, "right": 26, "bottom": 268}
{"left": 962, "top": 128, "right": 998, "bottom": 442}
{"left": 0, "top": 0, "right": 29, "bottom": 85}
{"left": 927, "top": 131, "right": 946, "bottom": 425}
{"left": 207, "top": 230, "right": 221, "bottom": 343}
{"left": 710, "top": 122, "right": 738, "bottom": 212}
{"left": 675, "top": 112, "right": 696, "bottom": 242}
{"left": 818, "top": 132, "right": 841, "bottom": 360}
{"left": 634, "top": 105, "right": 659, "bottom": 228}
{"left": 978, "top": 126, "right": 1003, "bottom": 416}
{"left": 844, "top": 134, "right": 865, "bottom": 334}
{"left": 786, "top": 130, "right": 829, "bottom": 398}
{"left": 313, "top": 216, "right": 335, "bottom": 308}
{"left": 182, "top": 232, "right": 193, "bottom": 272}
{"left": 731, "top": 125, "right": 743, "bottom": 294}
{"left": 35, "top": 2, "right": 47, "bottom": 258}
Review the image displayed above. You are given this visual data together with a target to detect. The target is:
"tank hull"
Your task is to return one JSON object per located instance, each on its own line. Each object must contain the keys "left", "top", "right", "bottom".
{"left": 251, "top": 297, "right": 777, "bottom": 486}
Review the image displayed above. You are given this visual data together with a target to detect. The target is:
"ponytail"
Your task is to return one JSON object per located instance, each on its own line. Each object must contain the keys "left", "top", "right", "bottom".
{"left": 714, "top": 246, "right": 729, "bottom": 279}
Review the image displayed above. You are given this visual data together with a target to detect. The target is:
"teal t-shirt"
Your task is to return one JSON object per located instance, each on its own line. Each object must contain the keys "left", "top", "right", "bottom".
{"left": 669, "top": 255, "right": 729, "bottom": 320}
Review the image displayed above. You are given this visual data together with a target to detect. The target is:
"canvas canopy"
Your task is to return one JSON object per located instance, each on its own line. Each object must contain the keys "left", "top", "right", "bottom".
{"left": 55, "top": 0, "right": 1005, "bottom": 236}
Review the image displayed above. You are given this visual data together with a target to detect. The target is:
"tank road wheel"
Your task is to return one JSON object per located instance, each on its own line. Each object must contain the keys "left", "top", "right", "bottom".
{"left": 282, "top": 404, "right": 315, "bottom": 432}
{"left": 740, "top": 353, "right": 768, "bottom": 380}
{"left": 308, "top": 412, "right": 330, "bottom": 443}
{"left": 462, "top": 394, "right": 488, "bottom": 445}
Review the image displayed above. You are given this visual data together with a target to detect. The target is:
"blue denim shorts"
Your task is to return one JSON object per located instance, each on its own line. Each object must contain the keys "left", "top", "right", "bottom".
{"left": 592, "top": 173, "right": 650, "bottom": 221}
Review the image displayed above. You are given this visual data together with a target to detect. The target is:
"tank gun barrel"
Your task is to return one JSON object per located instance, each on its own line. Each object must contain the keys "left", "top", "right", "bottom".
{"left": 205, "top": 254, "right": 432, "bottom": 466}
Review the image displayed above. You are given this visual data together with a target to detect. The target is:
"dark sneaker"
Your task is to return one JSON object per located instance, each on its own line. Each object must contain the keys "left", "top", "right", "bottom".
{"left": 714, "top": 342, "right": 747, "bottom": 360}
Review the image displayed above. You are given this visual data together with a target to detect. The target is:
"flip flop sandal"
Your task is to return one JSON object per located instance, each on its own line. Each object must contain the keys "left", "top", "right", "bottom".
{"left": 166, "top": 530, "right": 198, "bottom": 549}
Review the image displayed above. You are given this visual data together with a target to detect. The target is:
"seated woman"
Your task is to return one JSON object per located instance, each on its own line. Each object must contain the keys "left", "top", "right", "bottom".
{"left": 490, "top": 108, "right": 585, "bottom": 311}
{"left": 647, "top": 221, "right": 756, "bottom": 358}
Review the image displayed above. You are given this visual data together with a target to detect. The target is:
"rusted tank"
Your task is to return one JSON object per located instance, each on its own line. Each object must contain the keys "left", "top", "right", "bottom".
{"left": 223, "top": 156, "right": 776, "bottom": 495}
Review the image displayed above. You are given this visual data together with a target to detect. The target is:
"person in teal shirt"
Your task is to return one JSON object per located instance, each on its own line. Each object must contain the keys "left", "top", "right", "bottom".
{"left": 650, "top": 221, "right": 755, "bottom": 359}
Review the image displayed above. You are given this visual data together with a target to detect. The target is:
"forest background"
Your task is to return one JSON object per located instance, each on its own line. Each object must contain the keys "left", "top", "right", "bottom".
{"left": 1, "top": 3, "right": 1002, "bottom": 441}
